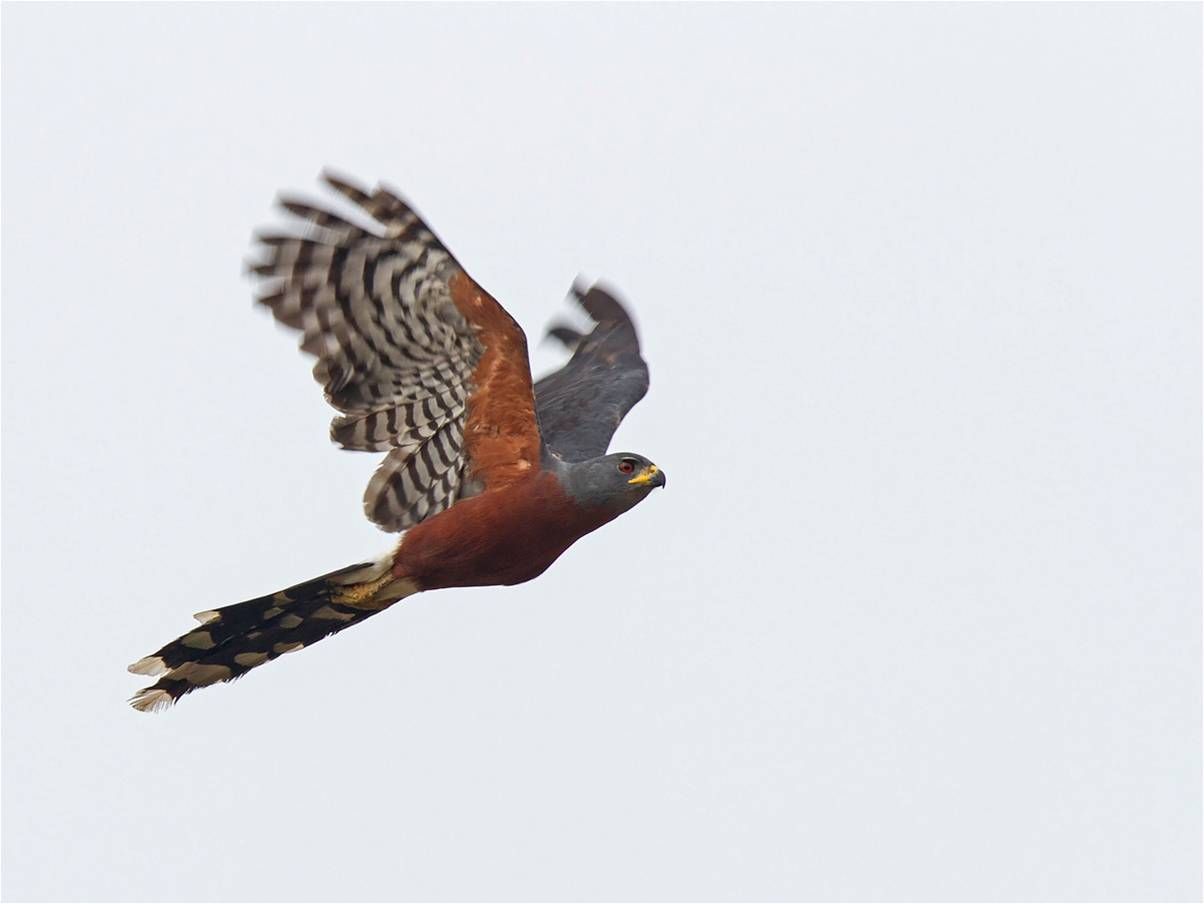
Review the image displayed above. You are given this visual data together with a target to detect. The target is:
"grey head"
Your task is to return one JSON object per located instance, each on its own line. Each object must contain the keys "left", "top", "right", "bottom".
{"left": 553, "top": 452, "right": 666, "bottom": 516}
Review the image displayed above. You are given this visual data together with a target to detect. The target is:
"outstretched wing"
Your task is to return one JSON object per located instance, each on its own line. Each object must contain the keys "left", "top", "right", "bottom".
{"left": 533, "top": 281, "right": 650, "bottom": 462}
{"left": 249, "top": 171, "right": 541, "bottom": 532}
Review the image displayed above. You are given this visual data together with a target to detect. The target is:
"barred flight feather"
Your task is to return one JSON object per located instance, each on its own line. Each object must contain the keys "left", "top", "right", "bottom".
{"left": 365, "top": 418, "right": 466, "bottom": 531}
{"left": 250, "top": 171, "right": 485, "bottom": 532}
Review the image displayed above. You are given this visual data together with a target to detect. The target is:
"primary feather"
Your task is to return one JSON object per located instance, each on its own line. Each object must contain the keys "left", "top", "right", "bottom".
{"left": 535, "top": 282, "right": 650, "bottom": 461}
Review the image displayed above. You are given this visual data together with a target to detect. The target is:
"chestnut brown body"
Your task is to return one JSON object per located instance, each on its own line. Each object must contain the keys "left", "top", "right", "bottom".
{"left": 393, "top": 470, "right": 614, "bottom": 589}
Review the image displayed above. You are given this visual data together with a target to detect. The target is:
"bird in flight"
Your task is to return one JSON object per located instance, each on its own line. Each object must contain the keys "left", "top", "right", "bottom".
{"left": 128, "top": 172, "right": 664, "bottom": 711}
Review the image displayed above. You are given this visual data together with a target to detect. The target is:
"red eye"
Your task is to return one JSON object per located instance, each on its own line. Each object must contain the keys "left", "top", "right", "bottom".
{"left": 618, "top": 460, "right": 635, "bottom": 474}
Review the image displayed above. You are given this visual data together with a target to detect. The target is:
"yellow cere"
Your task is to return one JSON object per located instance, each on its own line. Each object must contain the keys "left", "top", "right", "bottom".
{"left": 627, "top": 464, "right": 660, "bottom": 486}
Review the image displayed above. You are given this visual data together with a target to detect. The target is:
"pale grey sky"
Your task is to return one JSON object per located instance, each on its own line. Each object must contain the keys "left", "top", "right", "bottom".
{"left": 3, "top": 3, "right": 1200, "bottom": 901}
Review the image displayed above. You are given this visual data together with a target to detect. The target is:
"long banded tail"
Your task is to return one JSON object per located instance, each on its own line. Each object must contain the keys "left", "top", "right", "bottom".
{"left": 128, "top": 560, "right": 417, "bottom": 712}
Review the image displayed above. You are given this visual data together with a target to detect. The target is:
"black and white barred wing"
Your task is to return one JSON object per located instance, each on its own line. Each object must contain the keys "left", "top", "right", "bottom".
{"left": 249, "top": 172, "right": 483, "bottom": 532}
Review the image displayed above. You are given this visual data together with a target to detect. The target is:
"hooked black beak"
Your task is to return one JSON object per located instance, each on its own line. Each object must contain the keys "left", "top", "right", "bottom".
{"left": 628, "top": 463, "right": 666, "bottom": 489}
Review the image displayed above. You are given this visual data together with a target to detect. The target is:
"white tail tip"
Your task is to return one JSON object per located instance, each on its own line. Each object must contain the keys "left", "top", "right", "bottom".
{"left": 127, "top": 655, "right": 168, "bottom": 677}
{"left": 129, "top": 688, "right": 174, "bottom": 713}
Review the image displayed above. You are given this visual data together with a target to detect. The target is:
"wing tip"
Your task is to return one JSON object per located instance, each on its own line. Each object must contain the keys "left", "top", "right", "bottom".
{"left": 545, "top": 324, "right": 585, "bottom": 349}
{"left": 320, "top": 168, "right": 372, "bottom": 205}
{"left": 567, "top": 277, "right": 634, "bottom": 326}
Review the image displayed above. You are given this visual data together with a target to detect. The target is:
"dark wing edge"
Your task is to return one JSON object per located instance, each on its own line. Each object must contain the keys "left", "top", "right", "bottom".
{"left": 533, "top": 280, "right": 650, "bottom": 462}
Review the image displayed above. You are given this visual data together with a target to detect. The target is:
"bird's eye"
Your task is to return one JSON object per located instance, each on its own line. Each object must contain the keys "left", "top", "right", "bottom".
{"left": 618, "top": 460, "right": 635, "bottom": 475}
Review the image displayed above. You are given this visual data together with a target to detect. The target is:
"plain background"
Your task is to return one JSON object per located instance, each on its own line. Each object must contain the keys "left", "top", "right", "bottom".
{"left": 3, "top": 3, "right": 1200, "bottom": 901}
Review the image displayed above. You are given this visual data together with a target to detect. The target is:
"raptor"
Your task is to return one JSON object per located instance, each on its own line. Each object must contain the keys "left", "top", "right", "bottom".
{"left": 128, "top": 172, "right": 664, "bottom": 711}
